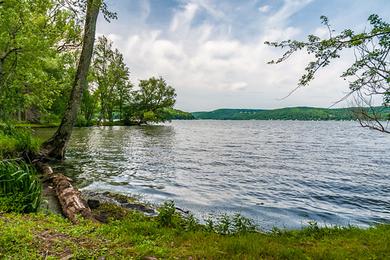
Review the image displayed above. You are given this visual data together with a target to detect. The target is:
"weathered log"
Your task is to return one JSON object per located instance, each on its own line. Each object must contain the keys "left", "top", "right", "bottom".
{"left": 52, "top": 174, "right": 93, "bottom": 223}
{"left": 35, "top": 162, "right": 94, "bottom": 223}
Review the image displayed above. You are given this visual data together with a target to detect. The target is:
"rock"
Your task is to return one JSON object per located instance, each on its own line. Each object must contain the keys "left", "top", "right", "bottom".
{"left": 142, "top": 256, "right": 158, "bottom": 260}
{"left": 88, "top": 199, "right": 100, "bottom": 209}
{"left": 123, "top": 203, "right": 156, "bottom": 215}
{"left": 82, "top": 191, "right": 158, "bottom": 217}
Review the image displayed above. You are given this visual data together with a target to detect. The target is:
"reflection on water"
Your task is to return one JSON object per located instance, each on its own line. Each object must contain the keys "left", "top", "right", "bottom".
{"left": 35, "top": 121, "right": 390, "bottom": 229}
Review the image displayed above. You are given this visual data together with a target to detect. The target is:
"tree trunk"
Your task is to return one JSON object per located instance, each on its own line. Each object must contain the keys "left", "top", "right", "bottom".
{"left": 34, "top": 162, "right": 94, "bottom": 223}
{"left": 0, "top": 60, "right": 3, "bottom": 84}
{"left": 41, "top": 0, "right": 100, "bottom": 160}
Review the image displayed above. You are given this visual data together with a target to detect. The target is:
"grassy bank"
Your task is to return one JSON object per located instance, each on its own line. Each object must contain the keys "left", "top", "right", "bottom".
{"left": 0, "top": 124, "right": 41, "bottom": 159}
{"left": 0, "top": 203, "right": 389, "bottom": 259}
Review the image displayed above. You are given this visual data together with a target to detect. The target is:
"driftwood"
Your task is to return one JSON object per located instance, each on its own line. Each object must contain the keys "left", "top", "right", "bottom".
{"left": 34, "top": 162, "right": 94, "bottom": 223}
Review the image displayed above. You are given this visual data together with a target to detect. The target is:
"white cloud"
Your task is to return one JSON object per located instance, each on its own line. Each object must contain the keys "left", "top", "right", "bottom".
{"left": 259, "top": 5, "right": 270, "bottom": 13}
{"left": 191, "top": 0, "right": 225, "bottom": 19}
{"left": 97, "top": 0, "right": 352, "bottom": 111}
{"left": 170, "top": 3, "right": 199, "bottom": 32}
{"left": 265, "top": 0, "right": 313, "bottom": 28}
{"left": 140, "top": 0, "right": 151, "bottom": 22}
{"left": 313, "top": 27, "right": 330, "bottom": 38}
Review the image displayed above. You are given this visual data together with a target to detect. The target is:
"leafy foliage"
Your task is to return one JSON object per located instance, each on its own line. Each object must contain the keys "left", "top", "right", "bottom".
{"left": 124, "top": 77, "right": 177, "bottom": 124}
{"left": 0, "top": 123, "right": 40, "bottom": 158}
{"left": 157, "top": 201, "right": 256, "bottom": 235}
{"left": 266, "top": 14, "right": 390, "bottom": 133}
{"left": 0, "top": 0, "right": 81, "bottom": 120}
{"left": 157, "top": 200, "right": 177, "bottom": 227}
{"left": 0, "top": 160, "right": 41, "bottom": 213}
{"left": 91, "top": 36, "right": 132, "bottom": 123}
{"left": 1, "top": 1, "right": 179, "bottom": 127}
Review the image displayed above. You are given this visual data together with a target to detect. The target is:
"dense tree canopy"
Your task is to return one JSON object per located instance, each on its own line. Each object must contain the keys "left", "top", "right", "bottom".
{"left": 0, "top": 0, "right": 179, "bottom": 129}
{"left": 0, "top": 0, "right": 80, "bottom": 120}
{"left": 91, "top": 36, "right": 132, "bottom": 123}
{"left": 266, "top": 14, "right": 389, "bottom": 133}
{"left": 125, "top": 77, "right": 177, "bottom": 124}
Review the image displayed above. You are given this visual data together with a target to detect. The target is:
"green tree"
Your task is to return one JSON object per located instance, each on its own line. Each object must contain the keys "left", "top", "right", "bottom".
{"left": 0, "top": 0, "right": 80, "bottom": 121}
{"left": 91, "top": 36, "right": 131, "bottom": 123}
{"left": 92, "top": 35, "right": 113, "bottom": 122}
{"left": 127, "top": 77, "right": 177, "bottom": 124}
{"left": 266, "top": 14, "right": 389, "bottom": 133}
{"left": 109, "top": 49, "right": 132, "bottom": 121}
{"left": 42, "top": 0, "right": 105, "bottom": 159}
{"left": 79, "top": 87, "right": 99, "bottom": 126}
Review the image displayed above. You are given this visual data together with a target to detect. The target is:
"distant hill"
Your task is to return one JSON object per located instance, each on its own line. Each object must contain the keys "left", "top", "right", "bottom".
{"left": 165, "top": 108, "right": 195, "bottom": 120}
{"left": 192, "top": 109, "right": 264, "bottom": 120}
{"left": 192, "top": 107, "right": 390, "bottom": 121}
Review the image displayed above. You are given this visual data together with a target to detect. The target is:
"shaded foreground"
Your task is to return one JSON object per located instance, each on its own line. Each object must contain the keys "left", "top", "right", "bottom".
{"left": 0, "top": 207, "right": 389, "bottom": 259}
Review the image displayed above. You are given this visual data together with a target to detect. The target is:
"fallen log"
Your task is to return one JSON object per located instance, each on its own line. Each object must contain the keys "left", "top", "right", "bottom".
{"left": 34, "top": 162, "right": 94, "bottom": 223}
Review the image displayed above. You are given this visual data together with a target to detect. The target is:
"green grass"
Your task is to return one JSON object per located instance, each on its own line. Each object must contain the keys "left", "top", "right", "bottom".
{"left": 0, "top": 123, "right": 41, "bottom": 159}
{"left": 15, "top": 122, "right": 59, "bottom": 128}
{"left": 0, "top": 160, "right": 41, "bottom": 213}
{"left": 0, "top": 204, "right": 388, "bottom": 259}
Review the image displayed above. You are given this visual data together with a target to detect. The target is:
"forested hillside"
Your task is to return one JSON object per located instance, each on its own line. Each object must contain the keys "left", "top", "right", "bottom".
{"left": 192, "top": 107, "right": 390, "bottom": 121}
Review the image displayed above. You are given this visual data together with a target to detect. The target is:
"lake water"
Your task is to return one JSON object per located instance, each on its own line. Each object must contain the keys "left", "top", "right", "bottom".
{"left": 36, "top": 121, "right": 390, "bottom": 229}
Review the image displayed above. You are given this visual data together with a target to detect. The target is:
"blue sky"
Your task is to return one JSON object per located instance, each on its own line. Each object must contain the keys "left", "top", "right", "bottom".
{"left": 97, "top": 0, "right": 390, "bottom": 111}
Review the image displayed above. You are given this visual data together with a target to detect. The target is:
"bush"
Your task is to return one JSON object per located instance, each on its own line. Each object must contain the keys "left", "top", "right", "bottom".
{"left": 0, "top": 160, "right": 41, "bottom": 213}
{"left": 40, "top": 113, "right": 61, "bottom": 124}
{"left": 157, "top": 201, "right": 177, "bottom": 227}
{"left": 232, "top": 213, "right": 256, "bottom": 233}
{"left": 0, "top": 123, "right": 40, "bottom": 158}
{"left": 157, "top": 200, "right": 257, "bottom": 235}
{"left": 204, "top": 213, "right": 257, "bottom": 235}
{"left": 75, "top": 114, "right": 89, "bottom": 127}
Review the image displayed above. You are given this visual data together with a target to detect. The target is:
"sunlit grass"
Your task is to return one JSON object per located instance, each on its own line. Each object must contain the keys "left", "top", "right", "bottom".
{"left": 0, "top": 204, "right": 388, "bottom": 259}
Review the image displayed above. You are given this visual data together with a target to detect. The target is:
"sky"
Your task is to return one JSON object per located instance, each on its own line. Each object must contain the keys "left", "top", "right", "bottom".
{"left": 96, "top": 0, "right": 390, "bottom": 112}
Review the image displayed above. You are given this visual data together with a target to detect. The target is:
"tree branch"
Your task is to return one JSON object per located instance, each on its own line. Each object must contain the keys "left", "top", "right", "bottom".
{"left": 0, "top": 47, "right": 22, "bottom": 62}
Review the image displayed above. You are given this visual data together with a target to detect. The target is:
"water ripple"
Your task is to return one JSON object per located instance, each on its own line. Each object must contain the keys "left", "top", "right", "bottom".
{"left": 35, "top": 121, "right": 390, "bottom": 229}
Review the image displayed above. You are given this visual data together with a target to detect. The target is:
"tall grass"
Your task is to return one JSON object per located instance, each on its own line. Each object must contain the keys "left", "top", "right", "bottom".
{"left": 0, "top": 160, "right": 41, "bottom": 213}
{"left": 0, "top": 123, "right": 40, "bottom": 159}
{"left": 157, "top": 201, "right": 256, "bottom": 234}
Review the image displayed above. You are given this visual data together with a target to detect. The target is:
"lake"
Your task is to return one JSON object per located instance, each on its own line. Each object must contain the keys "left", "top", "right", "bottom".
{"left": 35, "top": 120, "right": 390, "bottom": 229}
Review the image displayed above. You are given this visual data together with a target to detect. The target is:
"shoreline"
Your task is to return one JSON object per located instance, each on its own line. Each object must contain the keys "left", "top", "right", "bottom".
{"left": 2, "top": 189, "right": 390, "bottom": 259}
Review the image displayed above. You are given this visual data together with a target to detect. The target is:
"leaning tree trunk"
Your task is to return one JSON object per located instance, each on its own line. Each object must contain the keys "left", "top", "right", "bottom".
{"left": 41, "top": 0, "right": 100, "bottom": 160}
{"left": 0, "top": 60, "right": 3, "bottom": 84}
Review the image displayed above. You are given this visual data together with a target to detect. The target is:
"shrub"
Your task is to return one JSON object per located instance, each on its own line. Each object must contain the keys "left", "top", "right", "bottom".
{"left": 204, "top": 216, "right": 215, "bottom": 232}
{"left": 232, "top": 213, "right": 256, "bottom": 233}
{"left": 216, "top": 214, "right": 232, "bottom": 235}
{"left": 204, "top": 213, "right": 257, "bottom": 235}
{"left": 75, "top": 114, "right": 89, "bottom": 127}
{"left": 157, "top": 201, "right": 177, "bottom": 227}
{"left": 0, "top": 123, "right": 40, "bottom": 158}
{"left": 157, "top": 201, "right": 258, "bottom": 234}
{"left": 184, "top": 213, "right": 199, "bottom": 231}
{"left": 0, "top": 160, "right": 41, "bottom": 213}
